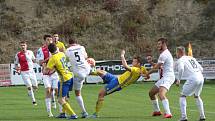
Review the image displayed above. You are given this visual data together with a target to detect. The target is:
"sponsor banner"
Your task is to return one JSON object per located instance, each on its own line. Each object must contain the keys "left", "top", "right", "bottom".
{"left": 0, "top": 64, "right": 11, "bottom": 86}
{"left": 6, "top": 59, "right": 215, "bottom": 86}
{"left": 10, "top": 64, "right": 43, "bottom": 85}
{"left": 198, "top": 60, "right": 215, "bottom": 79}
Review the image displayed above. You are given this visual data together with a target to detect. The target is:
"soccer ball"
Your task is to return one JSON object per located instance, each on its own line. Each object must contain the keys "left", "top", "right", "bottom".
{"left": 87, "top": 58, "right": 96, "bottom": 67}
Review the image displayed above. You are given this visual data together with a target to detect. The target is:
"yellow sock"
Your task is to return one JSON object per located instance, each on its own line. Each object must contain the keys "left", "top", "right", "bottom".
{"left": 95, "top": 99, "right": 104, "bottom": 114}
{"left": 62, "top": 102, "right": 76, "bottom": 115}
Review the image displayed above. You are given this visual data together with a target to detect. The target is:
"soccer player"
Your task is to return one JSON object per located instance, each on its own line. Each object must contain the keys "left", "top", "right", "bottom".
{"left": 53, "top": 33, "right": 66, "bottom": 52}
{"left": 65, "top": 38, "right": 91, "bottom": 118}
{"left": 146, "top": 38, "right": 175, "bottom": 118}
{"left": 175, "top": 46, "right": 206, "bottom": 121}
{"left": 36, "top": 35, "right": 59, "bottom": 117}
{"left": 90, "top": 50, "right": 148, "bottom": 118}
{"left": 44, "top": 43, "right": 78, "bottom": 119}
{"left": 14, "top": 41, "right": 38, "bottom": 105}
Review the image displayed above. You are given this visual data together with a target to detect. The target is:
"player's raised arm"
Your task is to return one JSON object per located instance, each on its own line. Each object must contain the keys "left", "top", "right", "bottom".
{"left": 121, "top": 49, "right": 131, "bottom": 71}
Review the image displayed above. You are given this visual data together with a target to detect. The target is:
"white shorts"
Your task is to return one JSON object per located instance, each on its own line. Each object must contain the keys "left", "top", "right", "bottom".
{"left": 155, "top": 75, "right": 175, "bottom": 90}
{"left": 42, "top": 72, "right": 59, "bottom": 89}
{"left": 21, "top": 70, "right": 38, "bottom": 87}
{"left": 73, "top": 67, "right": 90, "bottom": 90}
{"left": 181, "top": 77, "right": 204, "bottom": 96}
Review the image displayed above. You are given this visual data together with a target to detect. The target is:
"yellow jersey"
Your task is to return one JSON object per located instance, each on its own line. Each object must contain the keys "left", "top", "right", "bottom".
{"left": 47, "top": 52, "right": 73, "bottom": 82}
{"left": 118, "top": 66, "right": 147, "bottom": 88}
{"left": 56, "top": 41, "right": 66, "bottom": 52}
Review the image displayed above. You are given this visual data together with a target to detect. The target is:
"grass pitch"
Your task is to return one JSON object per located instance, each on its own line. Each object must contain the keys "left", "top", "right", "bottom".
{"left": 0, "top": 82, "right": 215, "bottom": 121}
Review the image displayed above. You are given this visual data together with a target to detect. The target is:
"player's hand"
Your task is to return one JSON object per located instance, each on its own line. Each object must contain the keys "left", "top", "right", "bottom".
{"left": 176, "top": 80, "right": 180, "bottom": 87}
{"left": 121, "top": 49, "right": 125, "bottom": 57}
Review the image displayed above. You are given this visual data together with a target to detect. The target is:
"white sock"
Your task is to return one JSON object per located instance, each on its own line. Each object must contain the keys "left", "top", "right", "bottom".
{"left": 28, "top": 88, "right": 36, "bottom": 102}
{"left": 162, "top": 99, "right": 171, "bottom": 114}
{"left": 180, "top": 97, "right": 187, "bottom": 119}
{"left": 58, "top": 103, "right": 63, "bottom": 113}
{"left": 151, "top": 99, "right": 160, "bottom": 112}
{"left": 76, "top": 96, "right": 86, "bottom": 113}
{"left": 51, "top": 90, "right": 55, "bottom": 103}
{"left": 195, "top": 97, "right": 205, "bottom": 118}
{"left": 45, "top": 98, "right": 51, "bottom": 113}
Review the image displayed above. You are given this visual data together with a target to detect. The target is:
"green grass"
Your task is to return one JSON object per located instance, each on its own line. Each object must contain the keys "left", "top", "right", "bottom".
{"left": 0, "top": 82, "right": 215, "bottom": 121}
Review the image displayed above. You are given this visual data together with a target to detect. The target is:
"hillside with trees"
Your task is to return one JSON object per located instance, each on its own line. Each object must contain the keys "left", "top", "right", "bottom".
{"left": 0, "top": 0, "right": 214, "bottom": 63}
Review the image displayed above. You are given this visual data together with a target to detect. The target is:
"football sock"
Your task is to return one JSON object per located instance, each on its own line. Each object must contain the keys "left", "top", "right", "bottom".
{"left": 76, "top": 95, "right": 86, "bottom": 112}
{"left": 195, "top": 97, "right": 205, "bottom": 118}
{"left": 152, "top": 99, "right": 160, "bottom": 112}
{"left": 51, "top": 90, "right": 55, "bottom": 103}
{"left": 95, "top": 99, "right": 104, "bottom": 114}
{"left": 162, "top": 99, "right": 171, "bottom": 114}
{"left": 180, "top": 97, "right": 187, "bottom": 118}
{"left": 28, "top": 88, "right": 36, "bottom": 102}
{"left": 58, "top": 103, "right": 63, "bottom": 113}
{"left": 45, "top": 98, "right": 51, "bottom": 113}
{"left": 62, "top": 102, "right": 76, "bottom": 115}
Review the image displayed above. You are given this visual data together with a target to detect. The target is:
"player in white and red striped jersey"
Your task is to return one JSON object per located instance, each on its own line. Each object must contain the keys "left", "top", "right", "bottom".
{"left": 14, "top": 41, "right": 38, "bottom": 105}
{"left": 36, "top": 35, "right": 59, "bottom": 117}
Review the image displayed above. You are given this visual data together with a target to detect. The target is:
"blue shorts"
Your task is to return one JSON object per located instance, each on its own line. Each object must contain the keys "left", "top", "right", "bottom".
{"left": 102, "top": 73, "right": 122, "bottom": 95}
{"left": 58, "top": 78, "right": 73, "bottom": 97}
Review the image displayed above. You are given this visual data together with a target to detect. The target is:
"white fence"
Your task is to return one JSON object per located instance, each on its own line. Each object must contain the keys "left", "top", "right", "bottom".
{"left": 0, "top": 59, "right": 215, "bottom": 86}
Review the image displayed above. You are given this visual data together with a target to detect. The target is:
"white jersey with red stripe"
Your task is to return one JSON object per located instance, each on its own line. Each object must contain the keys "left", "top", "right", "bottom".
{"left": 36, "top": 45, "right": 51, "bottom": 61}
{"left": 15, "top": 50, "right": 35, "bottom": 71}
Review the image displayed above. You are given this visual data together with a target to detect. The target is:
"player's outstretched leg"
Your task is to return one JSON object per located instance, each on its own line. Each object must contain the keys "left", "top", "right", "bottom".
{"left": 149, "top": 86, "right": 161, "bottom": 116}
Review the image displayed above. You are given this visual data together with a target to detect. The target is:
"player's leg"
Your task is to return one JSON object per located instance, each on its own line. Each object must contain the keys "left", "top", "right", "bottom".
{"left": 92, "top": 73, "right": 120, "bottom": 118}
{"left": 93, "top": 88, "right": 106, "bottom": 117}
{"left": 149, "top": 83, "right": 161, "bottom": 116}
{"left": 179, "top": 95, "right": 187, "bottom": 121}
{"left": 42, "top": 75, "right": 53, "bottom": 117}
{"left": 50, "top": 73, "right": 59, "bottom": 109}
{"left": 21, "top": 72, "right": 37, "bottom": 105}
{"left": 73, "top": 71, "right": 88, "bottom": 118}
{"left": 158, "top": 86, "right": 172, "bottom": 118}
{"left": 179, "top": 80, "right": 197, "bottom": 121}
{"left": 30, "top": 71, "right": 39, "bottom": 105}
{"left": 157, "top": 76, "right": 175, "bottom": 118}
{"left": 194, "top": 80, "right": 206, "bottom": 121}
{"left": 58, "top": 78, "right": 77, "bottom": 119}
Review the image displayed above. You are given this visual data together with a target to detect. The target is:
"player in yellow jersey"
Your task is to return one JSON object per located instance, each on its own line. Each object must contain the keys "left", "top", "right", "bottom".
{"left": 90, "top": 50, "right": 149, "bottom": 118}
{"left": 53, "top": 33, "right": 66, "bottom": 52}
{"left": 44, "top": 43, "right": 78, "bottom": 119}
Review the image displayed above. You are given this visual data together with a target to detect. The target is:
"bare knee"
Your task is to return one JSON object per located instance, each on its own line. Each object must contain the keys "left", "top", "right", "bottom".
{"left": 149, "top": 86, "right": 159, "bottom": 100}
{"left": 98, "top": 89, "right": 106, "bottom": 99}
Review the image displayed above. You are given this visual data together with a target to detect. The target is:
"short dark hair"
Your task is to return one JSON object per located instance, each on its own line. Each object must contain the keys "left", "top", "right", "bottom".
{"left": 20, "top": 40, "right": 27, "bottom": 44}
{"left": 158, "top": 38, "right": 168, "bottom": 44}
{"left": 43, "top": 34, "right": 52, "bottom": 41}
{"left": 48, "top": 43, "right": 57, "bottom": 53}
{"left": 133, "top": 56, "right": 142, "bottom": 65}
{"left": 69, "top": 38, "right": 77, "bottom": 44}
